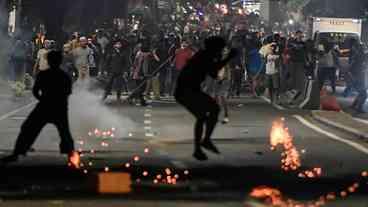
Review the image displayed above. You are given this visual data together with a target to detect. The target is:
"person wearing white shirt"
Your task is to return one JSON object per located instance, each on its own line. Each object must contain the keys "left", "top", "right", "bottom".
{"left": 265, "top": 44, "right": 281, "bottom": 103}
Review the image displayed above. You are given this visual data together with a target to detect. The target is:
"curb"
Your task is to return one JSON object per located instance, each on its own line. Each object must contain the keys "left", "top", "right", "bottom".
{"left": 311, "top": 111, "right": 368, "bottom": 140}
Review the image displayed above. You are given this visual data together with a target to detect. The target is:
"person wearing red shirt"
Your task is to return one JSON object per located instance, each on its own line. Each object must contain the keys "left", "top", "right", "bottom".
{"left": 171, "top": 41, "right": 194, "bottom": 95}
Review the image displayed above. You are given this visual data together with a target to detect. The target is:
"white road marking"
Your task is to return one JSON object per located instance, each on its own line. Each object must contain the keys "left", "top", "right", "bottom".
{"left": 144, "top": 120, "right": 152, "bottom": 124}
{"left": 260, "top": 96, "right": 285, "bottom": 110}
{"left": 144, "top": 113, "right": 152, "bottom": 117}
{"left": 353, "top": 117, "right": 368, "bottom": 125}
{"left": 144, "top": 126, "right": 152, "bottom": 130}
{"left": 0, "top": 101, "right": 36, "bottom": 121}
{"left": 145, "top": 133, "right": 154, "bottom": 137}
{"left": 294, "top": 115, "right": 368, "bottom": 155}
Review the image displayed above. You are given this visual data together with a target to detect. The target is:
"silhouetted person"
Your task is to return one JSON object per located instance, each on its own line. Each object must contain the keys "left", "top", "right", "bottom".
{"left": 174, "top": 36, "right": 237, "bottom": 161}
{"left": 1, "top": 51, "right": 79, "bottom": 168}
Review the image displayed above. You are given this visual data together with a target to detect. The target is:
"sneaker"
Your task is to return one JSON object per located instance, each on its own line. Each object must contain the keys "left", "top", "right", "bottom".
{"left": 193, "top": 150, "right": 208, "bottom": 161}
{"left": 0, "top": 154, "right": 19, "bottom": 165}
{"left": 222, "top": 117, "right": 230, "bottom": 124}
{"left": 201, "top": 140, "right": 221, "bottom": 154}
{"left": 68, "top": 151, "right": 80, "bottom": 169}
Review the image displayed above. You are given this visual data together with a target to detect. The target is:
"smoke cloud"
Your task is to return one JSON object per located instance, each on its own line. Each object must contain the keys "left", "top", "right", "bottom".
{"left": 68, "top": 84, "right": 136, "bottom": 139}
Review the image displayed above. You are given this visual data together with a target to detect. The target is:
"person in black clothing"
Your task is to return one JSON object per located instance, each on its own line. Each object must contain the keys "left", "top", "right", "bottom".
{"left": 349, "top": 39, "right": 367, "bottom": 113}
{"left": 174, "top": 36, "right": 237, "bottom": 161}
{"left": 288, "top": 31, "right": 307, "bottom": 93}
{"left": 1, "top": 51, "right": 79, "bottom": 168}
{"left": 103, "top": 41, "right": 130, "bottom": 102}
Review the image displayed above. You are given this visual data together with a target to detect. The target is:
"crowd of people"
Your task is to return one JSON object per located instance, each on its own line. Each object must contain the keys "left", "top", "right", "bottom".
{"left": 5, "top": 14, "right": 368, "bottom": 115}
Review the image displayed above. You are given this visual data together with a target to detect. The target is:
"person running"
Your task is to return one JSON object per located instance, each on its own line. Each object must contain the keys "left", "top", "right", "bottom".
{"left": 0, "top": 51, "right": 80, "bottom": 169}
{"left": 174, "top": 36, "right": 237, "bottom": 161}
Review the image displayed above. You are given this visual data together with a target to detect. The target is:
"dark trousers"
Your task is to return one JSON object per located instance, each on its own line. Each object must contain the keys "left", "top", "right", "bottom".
{"left": 231, "top": 68, "right": 242, "bottom": 96}
{"left": 171, "top": 70, "right": 181, "bottom": 96}
{"left": 131, "top": 79, "right": 147, "bottom": 104}
{"left": 352, "top": 72, "right": 367, "bottom": 110}
{"left": 318, "top": 67, "right": 337, "bottom": 92}
{"left": 159, "top": 68, "right": 170, "bottom": 95}
{"left": 175, "top": 90, "right": 220, "bottom": 151}
{"left": 13, "top": 104, "right": 74, "bottom": 156}
{"left": 104, "top": 74, "right": 128, "bottom": 99}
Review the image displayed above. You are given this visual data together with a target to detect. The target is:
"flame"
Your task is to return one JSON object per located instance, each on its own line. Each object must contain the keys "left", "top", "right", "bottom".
{"left": 270, "top": 120, "right": 301, "bottom": 171}
{"left": 68, "top": 151, "right": 80, "bottom": 169}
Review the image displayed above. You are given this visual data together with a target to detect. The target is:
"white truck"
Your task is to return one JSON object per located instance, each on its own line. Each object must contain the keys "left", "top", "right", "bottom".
{"left": 308, "top": 17, "right": 364, "bottom": 80}
{"left": 309, "top": 17, "right": 362, "bottom": 40}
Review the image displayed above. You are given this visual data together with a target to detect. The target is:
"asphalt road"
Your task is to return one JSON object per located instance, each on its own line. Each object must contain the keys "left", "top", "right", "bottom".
{"left": 0, "top": 87, "right": 367, "bottom": 206}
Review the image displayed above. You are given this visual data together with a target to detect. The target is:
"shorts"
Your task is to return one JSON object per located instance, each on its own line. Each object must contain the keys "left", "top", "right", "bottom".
{"left": 214, "top": 80, "right": 231, "bottom": 97}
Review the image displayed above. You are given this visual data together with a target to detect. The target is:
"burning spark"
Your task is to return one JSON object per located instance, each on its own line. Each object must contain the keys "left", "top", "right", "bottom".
{"left": 68, "top": 151, "right": 80, "bottom": 169}
{"left": 101, "top": 142, "right": 109, "bottom": 147}
{"left": 133, "top": 156, "right": 140, "bottom": 162}
{"left": 270, "top": 120, "right": 301, "bottom": 171}
{"left": 340, "top": 191, "right": 348, "bottom": 197}
{"left": 165, "top": 168, "right": 172, "bottom": 175}
{"left": 144, "top": 148, "right": 150, "bottom": 154}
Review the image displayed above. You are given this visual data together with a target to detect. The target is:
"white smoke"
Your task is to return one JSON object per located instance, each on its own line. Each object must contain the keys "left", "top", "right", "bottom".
{"left": 68, "top": 83, "right": 136, "bottom": 139}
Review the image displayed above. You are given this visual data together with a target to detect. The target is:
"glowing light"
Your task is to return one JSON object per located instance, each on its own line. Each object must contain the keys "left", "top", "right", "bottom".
{"left": 133, "top": 156, "right": 140, "bottom": 162}
{"left": 144, "top": 148, "right": 150, "bottom": 154}
{"left": 270, "top": 120, "right": 301, "bottom": 171}
{"left": 165, "top": 168, "right": 172, "bottom": 175}
{"left": 184, "top": 170, "right": 189, "bottom": 175}
{"left": 125, "top": 163, "right": 131, "bottom": 168}
{"left": 68, "top": 151, "right": 80, "bottom": 169}
{"left": 104, "top": 167, "right": 110, "bottom": 172}
{"left": 143, "top": 171, "right": 149, "bottom": 177}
